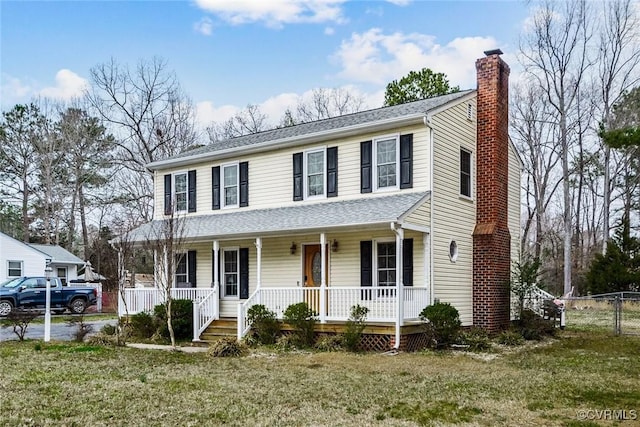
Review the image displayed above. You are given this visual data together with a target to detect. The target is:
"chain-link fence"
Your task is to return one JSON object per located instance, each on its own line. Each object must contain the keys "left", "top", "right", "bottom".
{"left": 563, "top": 292, "right": 640, "bottom": 335}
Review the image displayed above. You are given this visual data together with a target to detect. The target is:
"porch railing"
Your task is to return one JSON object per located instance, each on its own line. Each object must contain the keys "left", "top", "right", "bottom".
{"left": 193, "top": 288, "right": 218, "bottom": 341}
{"left": 511, "top": 285, "right": 556, "bottom": 319}
{"left": 237, "top": 286, "right": 430, "bottom": 338}
{"left": 118, "top": 287, "right": 215, "bottom": 316}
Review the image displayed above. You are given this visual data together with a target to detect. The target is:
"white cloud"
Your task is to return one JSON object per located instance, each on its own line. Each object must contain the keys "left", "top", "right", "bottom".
{"left": 194, "top": 0, "right": 347, "bottom": 28}
{"left": 1, "top": 74, "right": 33, "bottom": 100}
{"left": 39, "top": 69, "right": 88, "bottom": 100}
{"left": 194, "top": 17, "right": 214, "bottom": 35}
{"left": 385, "top": 0, "right": 411, "bottom": 5}
{"left": 196, "top": 101, "right": 240, "bottom": 126}
{"left": 333, "top": 28, "right": 500, "bottom": 88}
{"left": 324, "top": 26, "right": 335, "bottom": 35}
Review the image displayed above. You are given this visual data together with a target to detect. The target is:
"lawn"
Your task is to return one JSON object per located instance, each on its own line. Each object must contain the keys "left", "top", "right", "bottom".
{"left": 1, "top": 329, "right": 639, "bottom": 427}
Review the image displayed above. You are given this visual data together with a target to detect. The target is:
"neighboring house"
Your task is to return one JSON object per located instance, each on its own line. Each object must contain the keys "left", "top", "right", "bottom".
{"left": 0, "top": 231, "right": 85, "bottom": 285}
{"left": 122, "top": 51, "right": 521, "bottom": 350}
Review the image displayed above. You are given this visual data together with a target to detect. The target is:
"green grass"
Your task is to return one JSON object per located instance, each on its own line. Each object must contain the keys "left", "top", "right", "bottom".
{"left": 1, "top": 330, "right": 639, "bottom": 426}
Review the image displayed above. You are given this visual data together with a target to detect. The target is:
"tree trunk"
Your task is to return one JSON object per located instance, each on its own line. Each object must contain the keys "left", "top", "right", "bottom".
{"left": 79, "top": 185, "right": 89, "bottom": 260}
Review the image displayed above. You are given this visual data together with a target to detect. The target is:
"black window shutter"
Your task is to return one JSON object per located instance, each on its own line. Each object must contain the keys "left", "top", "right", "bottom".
{"left": 188, "top": 250, "right": 197, "bottom": 288}
{"left": 239, "top": 248, "right": 249, "bottom": 299}
{"left": 327, "top": 147, "right": 338, "bottom": 197}
{"left": 164, "top": 174, "right": 172, "bottom": 215}
{"left": 212, "top": 166, "right": 220, "bottom": 210}
{"left": 239, "top": 162, "right": 249, "bottom": 207}
{"left": 360, "top": 240, "right": 373, "bottom": 300}
{"left": 402, "top": 238, "right": 413, "bottom": 286}
{"left": 400, "top": 134, "right": 413, "bottom": 189}
{"left": 293, "top": 152, "right": 303, "bottom": 201}
{"left": 360, "top": 141, "right": 372, "bottom": 193}
{"left": 188, "top": 170, "right": 196, "bottom": 213}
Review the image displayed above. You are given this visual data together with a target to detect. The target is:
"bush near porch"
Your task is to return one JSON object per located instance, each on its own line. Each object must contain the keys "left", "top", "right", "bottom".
{"left": 1, "top": 330, "right": 639, "bottom": 426}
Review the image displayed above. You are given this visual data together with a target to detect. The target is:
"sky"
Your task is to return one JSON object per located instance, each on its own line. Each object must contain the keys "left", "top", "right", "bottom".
{"left": 0, "top": 0, "right": 531, "bottom": 129}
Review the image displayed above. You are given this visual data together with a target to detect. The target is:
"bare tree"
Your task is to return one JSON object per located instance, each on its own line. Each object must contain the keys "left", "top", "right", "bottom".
{"left": 519, "top": 0, "right": 592, "bottom": 294}
{"left": 206, "top": 104, "right": 269, "bottom": 142}
{"left": 87, "top": 57, "right": 199, "bottom": 221}
{"left": 282, "top": 87, "right": 366, "bottom": 126}
{"left": 595, "top": 0, "right": 640, "bottom": 253}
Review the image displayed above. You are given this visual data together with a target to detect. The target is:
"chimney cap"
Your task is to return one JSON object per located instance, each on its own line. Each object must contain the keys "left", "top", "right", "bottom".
{"left": 484, "top": 49, "right": 503, "bottom": 56}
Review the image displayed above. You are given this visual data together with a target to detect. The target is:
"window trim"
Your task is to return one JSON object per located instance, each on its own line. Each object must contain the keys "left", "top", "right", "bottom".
{"left": 172, "top": 171, "right": 188, "bottom": 213}
{"left": 56, "top": 267, "right": 68, "bottom": 286}
{"left": 373, "top": 134, "right": 400, "bottom": 192}
{"left": 459, "top": 147, "right": 473, "bottom": 199}
{"left": 221, "top": 162, "right": 240, "bottom": 209}
{"left": 373, "top": 239, "right": 396, "bottom": 288}
{"left": 221, "top": 247, "right": 240, "bottom": 299}
{"left": 303, "top": 146, "right": 327, "bottom": 200}
{"left": 7, "top": 260, "right": 23, "bottom": 277}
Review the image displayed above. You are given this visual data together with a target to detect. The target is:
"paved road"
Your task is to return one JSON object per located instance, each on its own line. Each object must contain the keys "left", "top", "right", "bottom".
{"left": 0, "top": 316, "right": 116, "bottom": 342}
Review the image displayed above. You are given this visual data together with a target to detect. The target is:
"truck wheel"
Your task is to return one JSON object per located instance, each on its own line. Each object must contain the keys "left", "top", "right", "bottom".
{"left": 0, "top": 300, "right": 13, "bottom": 316}
{"left": 69, "top": 298, "right": 87, "bottom": 314}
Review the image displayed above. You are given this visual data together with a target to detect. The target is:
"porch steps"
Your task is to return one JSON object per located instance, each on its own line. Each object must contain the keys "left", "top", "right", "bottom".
{"left": 199, "top": 318, "right": 238, "bottom": 342}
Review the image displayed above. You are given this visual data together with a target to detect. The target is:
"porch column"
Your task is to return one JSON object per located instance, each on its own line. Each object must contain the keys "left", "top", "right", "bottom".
{"left": 320, "top": 233, "right": 327, "bottom": 323}
{"left": 255, "top": 237, "right": 262, "bottom": 304}
{"left": 424, "top": 232, "right": 432, "bottom": 305}
{"left": 213, "top": 241, "right": 220, "bottom": 290}
{"left": 392, "top": 224, "right": 404, "bottom": 349}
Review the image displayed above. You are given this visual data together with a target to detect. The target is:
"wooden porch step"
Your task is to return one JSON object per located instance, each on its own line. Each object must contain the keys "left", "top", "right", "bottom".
{"left": 199, "top": 318, "right": 238, "bottom": 343}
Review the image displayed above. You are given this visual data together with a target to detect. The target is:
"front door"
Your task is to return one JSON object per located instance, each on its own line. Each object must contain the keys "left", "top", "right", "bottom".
{"left": 304, "top": 245, "right": 324, "bottom": 314}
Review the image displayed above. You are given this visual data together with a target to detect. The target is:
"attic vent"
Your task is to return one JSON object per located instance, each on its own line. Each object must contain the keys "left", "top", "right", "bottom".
{"left": 467, "top": 102, "right": 474, "bottom": 121}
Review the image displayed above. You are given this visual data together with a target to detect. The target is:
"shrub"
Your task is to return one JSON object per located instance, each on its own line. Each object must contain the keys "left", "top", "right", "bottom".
{"left": 129, "top": 312, "right": 157, "bottom": 339}
{"left": 1, "top": 309, "right": 39, "bottom": 341}
{"left": 67, "top": 314, "right": 94, "bottom": 342}
{"left": 88, "top": 333, "right": 117, "bottom": 346}
{"left": 100, "top": 323, "right": 117, "bottom": 336}
{"left": 208, "top": 337, "right": 247, "bottom": 357}
{"left": 343, "top": 305, "right": 368, "bottom": 352}
{"left": 314, "top": 334, "right": 343, "bottom": 352}
{"left": 283, "top": 302, "right": 317, "bottom": 347}
{"left": 516, "top": 309, "right": 556, "bottom": 341}
{"left": 275, "top": 334, "right": 297, "bottom": 351}
{"left": 247, "top": 304, "right": 280, "bottom": 345}
{"left": 420, "top": 302, "right": 461, "bottom": 349}
{"left": 497, "top": 330, "right": 524, "bottom": 346}
{"left": 154, "top": 299, "right": 193, "bottom": 341}
{"left": 459, "top": 327, "right": 491, "bottom": 352}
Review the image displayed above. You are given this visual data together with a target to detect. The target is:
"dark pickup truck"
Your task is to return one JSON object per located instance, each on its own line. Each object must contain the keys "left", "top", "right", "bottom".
{"left": 0, "top": 277, "right": 97, "bottom": 316}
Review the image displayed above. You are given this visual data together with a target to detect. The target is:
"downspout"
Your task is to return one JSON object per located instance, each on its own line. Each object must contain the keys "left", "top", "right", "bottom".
{"left": 390, "top": 222, "right": 404, "bottom": 349}
{"left": 320, "top": 233, "right": 327, "bottom": 324}
{"left": 255, "top": 237, "right": 262, "bottom": 305}
{"left": 424, "top": 114, "right": 435, "bottom": 305}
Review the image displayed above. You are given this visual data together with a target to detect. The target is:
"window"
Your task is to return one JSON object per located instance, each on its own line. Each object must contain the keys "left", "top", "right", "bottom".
{"left": 377, "top": 242, "right": 396, "bottom": 288}
{"left": 175, "top": 254, "right": 187, "bottom": 285}
{"left": 57, "top": 267, "right": 67, "bottom": 286}
{"left": 174, "top": 172, "right": 188, "bottom": 212}
{"left": 222, "top": 249, "right": 239, "bottom": 298}
{"left": 449, "top": 241, "right": 459, "bottom": 262}
{"left": 7, "top": 261, "right": 22, "bottom": 277}
{"left": 223, "top": 164, "right": 239, "bottom": 207}
{"left": 460, "top": 148, "right": 472, "bottom": 198}
{"left": 374, "top": 136, "right": 399, "bottom": 190}
{"left": 305, "top": 149, "right": 325, "bottom": 198}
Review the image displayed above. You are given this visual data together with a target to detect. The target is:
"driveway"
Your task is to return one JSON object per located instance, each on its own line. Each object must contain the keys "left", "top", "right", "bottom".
{"left": 0, "top": 315, "right": 116, "bottom": 342}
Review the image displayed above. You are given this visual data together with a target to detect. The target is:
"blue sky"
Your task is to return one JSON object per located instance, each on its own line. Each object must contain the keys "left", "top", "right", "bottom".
{"left": 1, "top": 0, "right": 531, "bottom": 127}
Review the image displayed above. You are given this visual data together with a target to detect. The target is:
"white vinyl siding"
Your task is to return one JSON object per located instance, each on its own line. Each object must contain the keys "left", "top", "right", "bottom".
{"left": 508, "top": 142, "right": 522, "bottom": 265}
{"left": 431, "top": 99, "right": 477, "bottom": 325}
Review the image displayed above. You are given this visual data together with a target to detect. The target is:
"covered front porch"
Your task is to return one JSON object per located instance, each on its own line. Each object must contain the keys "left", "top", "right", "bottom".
{"left": 119, "top": 192, "right": 433, "bottom": 348}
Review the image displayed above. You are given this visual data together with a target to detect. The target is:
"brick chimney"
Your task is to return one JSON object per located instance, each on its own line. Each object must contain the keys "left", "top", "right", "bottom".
{"left": 473, "top": 50, "right": 511, "bottom": 332}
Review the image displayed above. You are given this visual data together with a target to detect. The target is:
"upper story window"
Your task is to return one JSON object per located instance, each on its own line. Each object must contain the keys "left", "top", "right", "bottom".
{"left": 305, "top": 148, "right": 326, "bottom": 199}
{"left": 223, "top": 164, "right": 239, "bottom": 208}
{"left": 213, "top": 162, "right": 248, "bottom": 210}
{"left": 293, "top": 147, "right": 337, "bottom": 201}
{"left": 460, "top": 148, "right": 472, "bottom": 198}
{"left": 7, "top": 261, "right": 22, "bottom": 277}
{"left": 164, "top": 170, "right": 196, "bottom": 215}
{"left": 361, "top": 134, "right": 412, "bottom": 194}
{"left": 374, "top": 136, "right": 399, "bottom": 190}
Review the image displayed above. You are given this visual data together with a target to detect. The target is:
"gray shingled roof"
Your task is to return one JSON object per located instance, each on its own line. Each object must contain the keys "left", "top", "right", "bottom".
{"left": 167, "top": 90, "right": 474, "bottom": 162}
{"left": 28, "top": 244, "right": 85, "bottom": 265}
{"left": 126, "top": 192, "right": 429, "bottom": 243}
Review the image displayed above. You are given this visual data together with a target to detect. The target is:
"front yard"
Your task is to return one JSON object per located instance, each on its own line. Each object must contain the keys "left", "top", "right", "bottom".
{"left": 1, "top": 329, "right": 639, "bottom": 426}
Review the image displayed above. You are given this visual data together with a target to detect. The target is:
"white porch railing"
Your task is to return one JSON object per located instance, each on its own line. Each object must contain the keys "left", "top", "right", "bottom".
{"left": 511, "top": 285, "right": 556, "bottom": 319}
{"left": 193, "top": 288, "right": 218, "bottom": 341}
{"left": 237, "top": 286, "right": 430, "bottom": 338}
{"left": 118, "top": 287, "right": 215, "bottom": 316}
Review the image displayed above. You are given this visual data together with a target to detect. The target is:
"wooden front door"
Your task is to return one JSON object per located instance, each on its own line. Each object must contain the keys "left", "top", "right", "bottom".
{"left": 304, "top": 244, "right": 324, "bottom": 314}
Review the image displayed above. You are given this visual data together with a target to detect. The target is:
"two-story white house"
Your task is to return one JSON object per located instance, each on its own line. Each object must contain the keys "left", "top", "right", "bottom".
{"left": 121, "top": 51, "right": 521, "bottom": 350}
